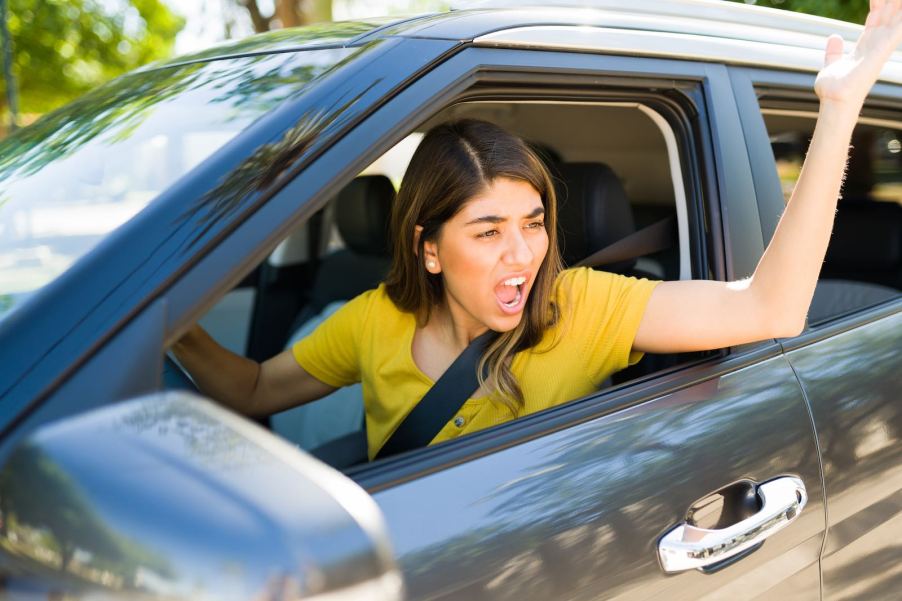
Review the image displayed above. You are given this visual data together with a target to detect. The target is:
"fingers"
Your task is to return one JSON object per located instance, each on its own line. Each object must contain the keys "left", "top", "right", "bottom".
{"left": 871, "top": 0, "right": 902, "bottom": 27}
{"left": 892, "top": 0, "right": 902, "bottom": 26}
{"left": 873, "top": 1, "right": 886, "bottom": 27}
{"left": 825, "top": 34, "right": 844, "bottom": 67}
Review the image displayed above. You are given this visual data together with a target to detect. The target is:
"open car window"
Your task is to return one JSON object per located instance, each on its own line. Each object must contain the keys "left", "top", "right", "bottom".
{"left": 172, "top": 94, "right": 715, "bottom": 470}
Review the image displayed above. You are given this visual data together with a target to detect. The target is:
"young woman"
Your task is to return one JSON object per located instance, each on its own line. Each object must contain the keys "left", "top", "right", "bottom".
{"left": 174, "top": 1, "right": 902, "bottom": 460}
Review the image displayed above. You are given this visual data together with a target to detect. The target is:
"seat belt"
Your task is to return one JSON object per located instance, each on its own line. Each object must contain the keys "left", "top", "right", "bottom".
{"left": 375, "top": 330, "right": 497, "bottom": 460}
{"left": 374, "top": 216, "right": 675, "bottom": 460}
{"left": 577, "top": 216, "right": 676, "bottom": 268}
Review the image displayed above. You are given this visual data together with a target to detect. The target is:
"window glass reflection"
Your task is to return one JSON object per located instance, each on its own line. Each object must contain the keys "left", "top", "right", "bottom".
{"left": 0, "top": 48, "right": 352, "bottom": 321}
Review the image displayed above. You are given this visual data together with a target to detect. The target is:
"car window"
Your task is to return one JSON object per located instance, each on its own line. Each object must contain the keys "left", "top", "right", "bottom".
{"left": 759, "top": 104, "right": 902, "bottom": 325}
{"left": 178, "top": 96, "right": 713, "bottom": 469}
{"left": 0, "top": 47, "right": 353, "bottom": 324}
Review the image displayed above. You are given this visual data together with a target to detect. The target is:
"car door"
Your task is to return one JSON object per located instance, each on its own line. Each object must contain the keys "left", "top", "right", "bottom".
{"left": 306, "top": 42, "right": 824, "bottom": 599}
{"left": 730, "top": 66, "right": 902, "bottom": 600}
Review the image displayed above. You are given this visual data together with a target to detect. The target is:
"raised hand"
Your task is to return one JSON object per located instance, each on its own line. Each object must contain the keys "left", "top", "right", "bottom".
{"left": 816, "top": 0, "right": 902, "bottom": 108}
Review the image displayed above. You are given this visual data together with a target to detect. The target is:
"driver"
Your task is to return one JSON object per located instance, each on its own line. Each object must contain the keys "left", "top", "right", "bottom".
{"left": 173, "top": 4, "right": 902, "bottom": 460}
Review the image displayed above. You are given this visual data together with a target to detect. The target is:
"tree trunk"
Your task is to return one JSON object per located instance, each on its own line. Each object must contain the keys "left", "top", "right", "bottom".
{"left": 60, "top": 543, "right": 73, "bottom": 572}
{"left": 275, "top": 0, "right": 303, "bottom": 28}
{"left": 239, "top": 0, "right": 332, "bottom": 32}
{"left": 241, "top": 0, "right": 271, "bottom": 33}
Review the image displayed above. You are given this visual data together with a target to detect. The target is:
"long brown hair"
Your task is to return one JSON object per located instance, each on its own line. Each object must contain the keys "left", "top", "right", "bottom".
{"left": 384, "top": 119, "right": 563, "bottom": 414}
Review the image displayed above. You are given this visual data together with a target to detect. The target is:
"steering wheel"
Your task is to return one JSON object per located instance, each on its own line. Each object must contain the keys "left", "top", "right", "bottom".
{"left": 163, "top": 353, "right": 200, "bottom": 393}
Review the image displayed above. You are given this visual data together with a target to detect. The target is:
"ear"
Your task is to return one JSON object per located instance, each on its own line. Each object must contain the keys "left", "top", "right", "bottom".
{"left": 413, "top": 225, "right": 423, "bottom": 256}
{"left": 414, "top": 225, "right": 441, "bottom": 274}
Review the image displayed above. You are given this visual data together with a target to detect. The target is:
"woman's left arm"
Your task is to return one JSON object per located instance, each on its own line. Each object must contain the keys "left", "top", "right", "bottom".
{"left": 634, "top": 0, "right": 902, "bottom": 354}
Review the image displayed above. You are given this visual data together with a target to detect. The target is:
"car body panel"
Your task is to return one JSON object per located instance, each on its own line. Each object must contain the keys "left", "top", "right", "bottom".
{"left": 725, "top": 67, "right": 793, "bottom": 247}
{"left": 372, "top": 354, "right": 824, "bottom": 600}
{"left": 785, "top": 310, "right": 902, "bottom": 600}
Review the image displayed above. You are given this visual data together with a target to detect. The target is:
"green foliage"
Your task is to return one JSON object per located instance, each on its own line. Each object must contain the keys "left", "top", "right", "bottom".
{"left": 729, "top": 0, "right": 869, "bottom": 24}
{"left": 1, "top": 0, "right": 185, "bottom": 119}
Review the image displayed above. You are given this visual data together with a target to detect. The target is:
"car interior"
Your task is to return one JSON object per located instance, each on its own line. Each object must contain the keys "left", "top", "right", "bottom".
{"left": 163, "top": 97, "right": 901, "bottom": 470}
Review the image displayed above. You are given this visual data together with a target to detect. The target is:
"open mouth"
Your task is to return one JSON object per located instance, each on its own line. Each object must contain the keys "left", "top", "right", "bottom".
{"left": 494, "top": 275, "right": 528, "bottom": 314}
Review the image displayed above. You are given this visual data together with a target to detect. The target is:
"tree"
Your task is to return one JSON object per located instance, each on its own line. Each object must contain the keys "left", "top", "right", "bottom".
{"left": 728, "top": 0, "right": 869, "bottom": 24}
{"left": 0, "top": 442, "right": 171, "bottom": 583}
{"left": 0, "top": 0, "right": 184, "bottom": 129}
{"left": 237, "top": 0, "right": 332, "bottom": 33}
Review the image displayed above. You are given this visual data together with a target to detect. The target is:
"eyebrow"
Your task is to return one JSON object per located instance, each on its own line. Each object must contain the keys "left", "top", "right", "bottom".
{"left": 464, "top": 206, "right": 545, "bottom": 226}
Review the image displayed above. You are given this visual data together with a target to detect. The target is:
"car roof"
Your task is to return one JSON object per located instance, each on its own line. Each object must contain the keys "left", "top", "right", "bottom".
{"left": 416, "top": 1, "right": 902, "bottom": 83}
{"left": 154, "top": 0, "right": 902, "bottom": 84}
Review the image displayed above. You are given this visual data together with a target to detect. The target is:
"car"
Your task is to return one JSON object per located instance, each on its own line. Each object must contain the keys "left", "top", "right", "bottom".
{"left": 0, "top": 0, "right": 899, "bottom": 599}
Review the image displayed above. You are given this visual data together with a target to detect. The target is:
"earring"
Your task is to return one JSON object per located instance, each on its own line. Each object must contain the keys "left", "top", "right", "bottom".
{"left": 426, "top": 260, "right": 436, "bottom": 269}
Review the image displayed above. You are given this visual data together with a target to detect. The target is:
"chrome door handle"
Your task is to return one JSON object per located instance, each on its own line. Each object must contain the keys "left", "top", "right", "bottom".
{"left": 658, "top": 476, "right": 807, "bottom": 573}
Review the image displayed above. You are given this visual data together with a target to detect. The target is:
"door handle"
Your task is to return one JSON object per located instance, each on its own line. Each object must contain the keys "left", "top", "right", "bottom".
{"left": 657, "top": 476, "right": 807, "bottom": 573}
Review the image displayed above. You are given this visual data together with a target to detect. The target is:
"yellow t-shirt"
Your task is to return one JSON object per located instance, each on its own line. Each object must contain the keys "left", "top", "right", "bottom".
{"left": 292, "top": 267, "right": 659, "bottom": 459}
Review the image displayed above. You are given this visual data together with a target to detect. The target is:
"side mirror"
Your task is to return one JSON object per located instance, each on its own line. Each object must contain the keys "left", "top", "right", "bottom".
{"left": 0, "top": 391, "right": 402, "bottom": 600}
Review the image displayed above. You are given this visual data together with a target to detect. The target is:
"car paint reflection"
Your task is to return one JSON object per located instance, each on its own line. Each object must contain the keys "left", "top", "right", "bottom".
{"left": 0, "top": 394, "right": 397, "bottom": 600}
{"left": 786, "top": 311, "right": 902, "bottom": 600}
{"left": 374, "top": 355, "right": 825, "bottom": 600}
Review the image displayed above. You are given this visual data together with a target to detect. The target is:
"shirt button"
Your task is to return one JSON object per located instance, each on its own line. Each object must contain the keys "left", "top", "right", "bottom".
{"left": 453, "top": 416, "right": 465, "bottom": 428}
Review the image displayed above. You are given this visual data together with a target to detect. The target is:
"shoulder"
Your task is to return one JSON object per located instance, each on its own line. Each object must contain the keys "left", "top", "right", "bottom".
{"left": 368, "top": 282, "right": 405, "bottom": 316}
{"left": 554, "top": 267, "right": 661, "bottom": 316}
{"left": 556, "top": 266, "right": 615, "bottom": 287}
{"left": 554, "top": 267, "right": 621, "bottom": 303}
{"left": 337, "top": 283, "right": 409, "bottom": 328}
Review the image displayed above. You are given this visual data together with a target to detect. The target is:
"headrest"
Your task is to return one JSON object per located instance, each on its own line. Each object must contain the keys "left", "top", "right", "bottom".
{"left": 335, "top": 175, "right": 395, "bottom": 256}
{"left": 555, "top": 162, "right": 636, "bottom": 269}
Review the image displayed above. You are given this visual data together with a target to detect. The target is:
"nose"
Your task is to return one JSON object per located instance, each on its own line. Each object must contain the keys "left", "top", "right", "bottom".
{"left": 502, "top": 228, "right": 534, "bottom": 268}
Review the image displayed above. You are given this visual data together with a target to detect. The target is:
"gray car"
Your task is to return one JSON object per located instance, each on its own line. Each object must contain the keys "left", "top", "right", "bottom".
{"left": 0, "top": 1, "right": 899, "bottom": 599}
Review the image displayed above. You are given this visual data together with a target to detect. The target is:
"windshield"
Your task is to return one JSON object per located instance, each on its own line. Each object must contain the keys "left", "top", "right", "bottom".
{"left": 0, "top": 47, "right": 353, "bottom": 322}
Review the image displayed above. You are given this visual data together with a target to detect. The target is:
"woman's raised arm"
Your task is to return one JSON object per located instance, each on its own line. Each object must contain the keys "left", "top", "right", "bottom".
{"left": 633, "top": 0, "right": 902, "bottom": 354}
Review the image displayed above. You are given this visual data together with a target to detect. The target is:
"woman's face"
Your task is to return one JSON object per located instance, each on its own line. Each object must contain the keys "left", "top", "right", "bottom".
{"left": 424, "top": 177, "right": 549, "bottom": 334}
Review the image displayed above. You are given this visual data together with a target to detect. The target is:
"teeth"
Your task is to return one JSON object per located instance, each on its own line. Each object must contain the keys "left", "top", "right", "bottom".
{"left": 503, "top": 277, "right": 526, "bottom": 286}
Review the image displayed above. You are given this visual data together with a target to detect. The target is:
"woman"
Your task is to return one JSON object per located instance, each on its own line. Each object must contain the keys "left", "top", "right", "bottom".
{"left": 174, "top": 1, "right": 902, "bottom": 460}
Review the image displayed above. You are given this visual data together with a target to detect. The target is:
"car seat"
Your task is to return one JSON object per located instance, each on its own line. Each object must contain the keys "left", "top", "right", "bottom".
{"left": 271, "top": 175, "right": 395, "bottom": 468}
{"left": 554, "top": 161, "right": 676, "bottom": 278}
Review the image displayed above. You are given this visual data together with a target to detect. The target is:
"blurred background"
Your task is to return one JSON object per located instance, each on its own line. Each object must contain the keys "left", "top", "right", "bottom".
{"left": 0, "top": 0, "right": 870, "bottom": 138}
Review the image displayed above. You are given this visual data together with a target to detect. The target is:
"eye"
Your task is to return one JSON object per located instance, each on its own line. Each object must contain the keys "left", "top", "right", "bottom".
{"left": 525, "top": 220, "right": 545, "bottom": 229}
{"left": 477, "top": 229, "right": 499, "bottom": 238}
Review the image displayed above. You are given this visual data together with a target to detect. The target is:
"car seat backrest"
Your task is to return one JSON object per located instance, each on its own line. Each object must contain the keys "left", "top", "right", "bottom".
{"left": 296, "top": 175, "right": 395, "bottom": 324}
{"left": 555, "top": 162, "right": 638, "bottom": 272}
{"left": 335, "top": 175, "right": 395, "bottom": 256}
